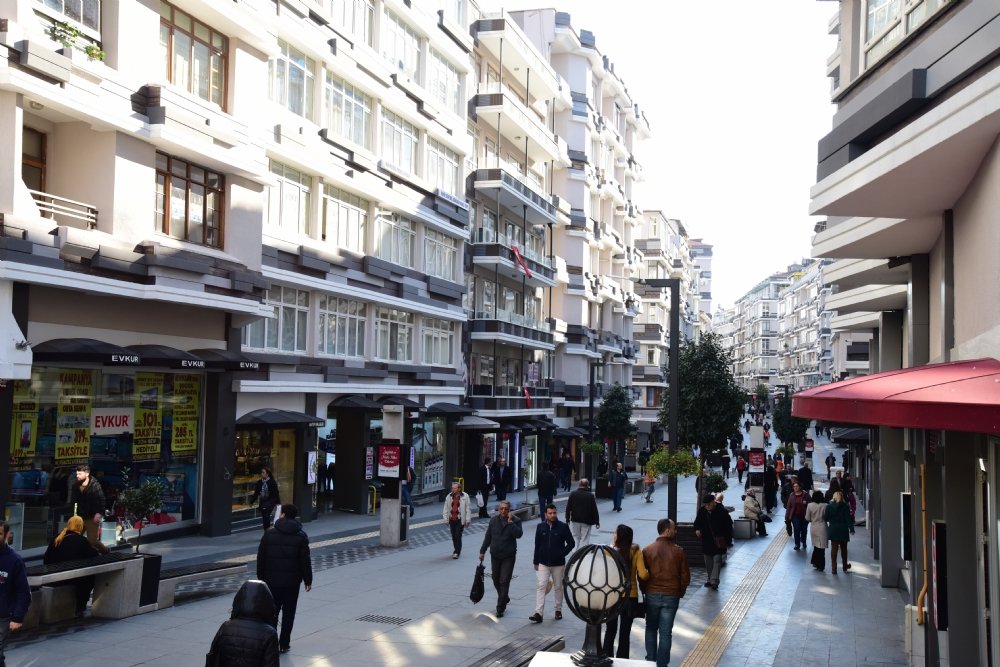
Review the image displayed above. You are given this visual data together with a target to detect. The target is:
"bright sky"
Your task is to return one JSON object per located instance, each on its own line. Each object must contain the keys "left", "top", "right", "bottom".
{"left": 479, "top": 0, "right": 838, "bottom": 309}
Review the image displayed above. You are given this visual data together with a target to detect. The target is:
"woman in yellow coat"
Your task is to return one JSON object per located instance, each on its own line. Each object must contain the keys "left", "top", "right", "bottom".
{"left": 603, "top": 524, "right": 650, "bottom": 659}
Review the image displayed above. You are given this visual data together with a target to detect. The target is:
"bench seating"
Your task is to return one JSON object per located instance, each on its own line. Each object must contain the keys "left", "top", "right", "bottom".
{"left": 24, "top": 553, "right": 141, "bottom": 626}
{"left": 157, "top": 561, "right": 248, "bottom": 608}
{"left": 506, "top": 501, "right": 538, "bottom": 521}
{"left": 468, "top": 635, "right": 565, "bottom": 667}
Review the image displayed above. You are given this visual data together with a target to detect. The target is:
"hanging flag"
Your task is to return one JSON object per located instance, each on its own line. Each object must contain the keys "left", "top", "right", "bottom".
{"left": 511, "top": 245, "right": 533, "bottom": 279}
{"left": 523, "top": 386, "right": 532, "bottom": 409}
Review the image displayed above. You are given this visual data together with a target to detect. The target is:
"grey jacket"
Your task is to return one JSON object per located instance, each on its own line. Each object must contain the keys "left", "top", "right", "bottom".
{"left": 479, "top": 513, "right": 523, "bottom": 559}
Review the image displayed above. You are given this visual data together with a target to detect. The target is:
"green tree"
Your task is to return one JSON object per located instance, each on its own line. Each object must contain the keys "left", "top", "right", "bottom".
{"left": 772, "top": 394, "right": 810, "bottom": 446}
{"left": 657, "top": 332, "right": 744, "bottom": 458}
{"left": 119, "top": 468, "right": 163, "bottom": 553}
{"left": 596, "top": 382, "right": 635, "bottom": 457}
{"left": 753, "top": 383, "right": 769, "bottom": 410}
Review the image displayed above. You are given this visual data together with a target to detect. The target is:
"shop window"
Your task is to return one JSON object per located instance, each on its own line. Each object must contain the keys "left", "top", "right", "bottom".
{"left": 232, "top": 428, "right": 295, "bottom": 521}
{"left": 154, "top": 152, "right": 223, "bottom": 248}
{"left": 374, "top": 306, "right": 414, "bottom": 362}
{"left": 378, "top": 213, "right": 414, "bottom": 268}
{"left": 159, "top": 1, "right": 228, "bottom": 107}
{"left": 318, "top": 296, "right": 366, "bottom": 358}
{"left": 424, "top": 229, "right": 456, "bottom": 281}
{"left": 380, "top": 109, "right": 418, "bottom": 176}
{"left": 243, "top": 286, "right": 309, "bottom": 353}
{"left": 325, "top": 73, "right": 372, "bottom": 150}
{"left": 269, "top": 39, "right": 315, "bottom": 120}
{"left": 412, "top": 416, "right": 446, "bottom": 495}
{"left": 422, "top": 317, "right": 454, "bottom": 366}
{"left": 322, "top": 185, "right": 368, "bottom": 253}
{"left": 265, "top": 161, "right": 312, "bottom": 235}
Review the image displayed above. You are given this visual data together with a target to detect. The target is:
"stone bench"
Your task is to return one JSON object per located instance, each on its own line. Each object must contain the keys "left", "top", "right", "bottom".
{"left": 156, "top": 561, "right": 248, "bottom": 609}
{"left": 507, "top": 501, "right": 539, "bottom": 521}
{"left": 468, "top": 635, "right": 565, "bottom": 667}
{"left": 23, "top": 552, "right": 141, "bottom": 627}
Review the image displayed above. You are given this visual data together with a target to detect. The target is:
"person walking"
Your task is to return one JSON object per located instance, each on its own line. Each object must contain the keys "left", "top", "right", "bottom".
{"left": 529, "top": 504, "right": 574, "bottom": 623}
{"left": 603, "top": 524, "right": 648, "bottom": 658}
{"left": 206, "top": 580, "right": 280, "bottom": 667}
{"left": 492, "top": 457, "right": 512, "bottom": 505}
{"left": 643, "top": 467, "right": 656, "bottom": 503}
{"left": 43, "top": 516, "right": 99, "bottom": 616}
{"left": 721, "top": 454, "right": 731, "bottom": 479}
{"left": 825, "top": 491, "right": 855, "bottom": 574}
{"left": 796, "top": 464, "right": 814, "bottom": 492}
{"left": 841, "top": 472, "right": 856, "bottom": 496}
{"left": 824, "top": 452, "right": 837, "bottom": 481}
{"left": 401, "top": 464, "right": 416, "bottom": 518}
{"left": 762, "top": 465, "right": 778, "bottom": 514}
{"left": 565, "top": 479, "right": 600, "bottom": 551}
{"left": 442, "top": 482, "right": 471, "bottom": 559}
{"left": 735, "top": 456, "right": 745, "bottom": 484}
{"left": 255, "top": 504, "right": 312, "bottom": 654}
{"left": 785, "top": 481, "right": 809, "bottom": 550}
{"left": 693, "top": 494, "right": 731, "bottom": 590}
{"left": 537, "top": 465, "right": 557, "bottom": 510}
{"left": 0, "top": 521, "right": 30, "bottom": 667}
{"left": 743, "top": 489, "right": 767, "bottom": 536}
{"left": 609, "top": 462, "right": 627, "bottom": 513}
{"left": 824, "top": 478, "right": 841, "bottom": 503}
{"left": 642, "top": 518, "right": 690, "bottom": 667}
{"left": 806, "top": 490, "right": 828, "bottom": 571}
{"left": 479, "top": 500, "right": 523, "bottom": 617}
{"left": 477, "top": 458, "right": 493, "bottom": 519}
{"left": 559, "top": 453, "right": 575, "bottom": 492}
{"left": 596, "top": 455, "right": 609, "bottom": 478}
{"left": 73, "top": 465, "right": 110, "bottom": 554}
{"left": 250, "top": 467, "right": 281, "bottom": 531}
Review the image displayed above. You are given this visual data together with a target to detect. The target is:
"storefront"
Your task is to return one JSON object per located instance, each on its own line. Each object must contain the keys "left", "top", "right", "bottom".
{"left": 457, "top": 415, "right": 500, "bottom": 498}
{"left": 326, "top": 395, "right": 386, "bottom": 514}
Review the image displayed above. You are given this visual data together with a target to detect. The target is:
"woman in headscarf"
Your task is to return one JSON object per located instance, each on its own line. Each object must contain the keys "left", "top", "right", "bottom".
{"left": 43, "top": 515, "right": 100, "bottom": 616}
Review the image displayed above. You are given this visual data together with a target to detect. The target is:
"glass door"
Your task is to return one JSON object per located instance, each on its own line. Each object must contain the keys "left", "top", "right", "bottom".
{"left": 272, "top": 429, "right": 296, "bottom": 508}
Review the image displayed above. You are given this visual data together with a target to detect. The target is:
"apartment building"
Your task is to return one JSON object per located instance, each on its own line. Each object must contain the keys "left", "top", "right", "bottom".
{"left": 776, "top": 259, "right": 834, "bottom": 391}
{"left": 795, "top": 1, "right": 1000, "bottom": 664}
{"left": 726, "top": 268, "right": 795, "bottom": 391}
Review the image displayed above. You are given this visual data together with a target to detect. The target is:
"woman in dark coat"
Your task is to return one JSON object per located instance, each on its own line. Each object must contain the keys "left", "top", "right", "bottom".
{"left": 824, "top": 491, "right": 855, "bottom": 574}
{"left": 250, "top": 467, "right": 281, "bottom": 531}
{"left": 43, "top": 515, "right": 99, "bottom": 615}
{"left": 207, "top": 580, "right": 280, "bottom": 667}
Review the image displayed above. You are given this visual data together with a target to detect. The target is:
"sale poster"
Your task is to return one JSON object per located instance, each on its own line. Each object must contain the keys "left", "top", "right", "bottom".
{"left": 378, "top": 445, "right": 400, "bottom": 477}
{"left": 56, "top": 369, "right": 93, "bottom": 464}
{"left": 133, "top": 373, "right": 163, "bottom": 461}
{"left": 171, "top": 374, "right": 200, "bottom": 453}
{"left": 10, "top": 376, "right": 38, "bottom": 460}
{"left": 749, "top": 450, "right": 766, "bottom": 473}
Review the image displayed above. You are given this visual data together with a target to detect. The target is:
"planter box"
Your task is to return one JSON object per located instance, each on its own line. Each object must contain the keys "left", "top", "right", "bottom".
{"left": 674, "top": 523, "right": 704, "bottom": 567}
{"left": 139, "top": 554, "right": 162, "bottom": 607}
{"left": 595, "top": 478, "right": 612, "bottom": 498}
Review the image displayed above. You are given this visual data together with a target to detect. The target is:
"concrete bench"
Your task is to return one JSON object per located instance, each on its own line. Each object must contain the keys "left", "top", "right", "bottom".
{"left": 468, "top": 635, "right": 565, "bottom": 667}
{"left": 507, "top": 501, "right": 539, "bottom": 521}
{"left": 24, "top": 553, "right": 142, "bottom": 626}
{"left": 156, "top": 561, "right": 248, "bottom": 609}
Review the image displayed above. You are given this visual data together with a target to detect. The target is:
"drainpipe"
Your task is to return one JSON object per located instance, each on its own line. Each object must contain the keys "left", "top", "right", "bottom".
{"left": 916, "top": 463, "right": 929, "bottom": 625}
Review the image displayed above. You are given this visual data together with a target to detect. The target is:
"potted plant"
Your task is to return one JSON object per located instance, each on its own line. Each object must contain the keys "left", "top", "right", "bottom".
{"left": 704, "top": 472, "right": 728, "bottom": 494}
{"left": 118, "top": 469, "right": 163, "bottom": 553}
{"left": 646, "top": 447, "right": 701, "bottom": 480}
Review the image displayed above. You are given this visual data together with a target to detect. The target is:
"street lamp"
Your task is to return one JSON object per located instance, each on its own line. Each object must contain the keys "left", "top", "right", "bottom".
{"left": 588, "top": 355, "right": 608, "bottom": 480}
{"left": 562, "top": 544, "right": 631, "bottom": 667}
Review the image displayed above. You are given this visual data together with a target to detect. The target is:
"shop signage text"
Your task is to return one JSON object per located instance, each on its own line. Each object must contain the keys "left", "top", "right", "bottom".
{"left": 91, "top": 408, "right": 134, "bottom": 436}
{"left": 180, "top": 359, "right": 205, "bottom": 369}
{"left": 111, "top": 355, "right": 141, "bottom": 364}
{"left": 749, "top": 450, "right": 765, "bottom": 473}
{"left": 378, "top": 445, "right": 400, "bottom": 477}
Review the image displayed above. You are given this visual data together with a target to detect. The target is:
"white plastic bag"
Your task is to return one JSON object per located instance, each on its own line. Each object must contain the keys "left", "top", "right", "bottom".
{"left": 475, "top": 492, "right": 484, "bottom": 508}
{"left": 273, "top": 505, "right": 281, "bottom": 525}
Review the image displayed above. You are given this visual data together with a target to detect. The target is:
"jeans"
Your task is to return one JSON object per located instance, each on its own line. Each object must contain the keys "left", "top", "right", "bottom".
{"left": 791, "top": 515, "right": 808, "bottom": 548}
{"left": 644, "top": 593, "right": 680, "bottom": 667}
{"left": 612, "top": 486, "right": 624, "bottom": 511}
{"left": 538, "top": 495, "right": 553, "bottom": 512}
{"left": 449, "top": 519, "right": 464, "bottom": 555}
{"left": 0, "top": 616, "right": 10, "bottom": 667}
{"left": 643, "top": 482, "right": 655, "bottom": 501}
{"left": 534, "top": 564, "right": 564, "bottom": 614}
{"left": 831, "top": 539, "right": 849, "bottom": 570}
{"left": 737, "top": 470, "right": 744, "bottom": 483}
{"left": 604, "top": 598, "right": 636, "bottom": 658}
{"left": 269, "top": 585, "right": 300, "bottom": 650}
{"left": 704, "top": 554, "right": 722, "bottom": 585}
{"left": 401, "top": 485, "right": 414, "bottom": 515}
{"left": 491, "top": 555, "right": 516, "bottom": 611}
{"left": 571, "top": 522, "right": 592, "bottom": 552}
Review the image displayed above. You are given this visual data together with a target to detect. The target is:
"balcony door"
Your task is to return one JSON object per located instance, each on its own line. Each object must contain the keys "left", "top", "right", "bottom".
{"left": 22, "top": 127, "right": 45, "bottom": 193}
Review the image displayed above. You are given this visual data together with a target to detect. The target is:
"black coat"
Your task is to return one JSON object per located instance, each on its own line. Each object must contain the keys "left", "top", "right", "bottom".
{"left": 565, "top": 489, "right": 600, "bottom": 526}
{"left": 536, "top": 469, "right": 557, "bottom": 498}
{"left": 762, "top": 467, "right": 778, "bottom": 494}
{"left": 491, "top": 464, "right": 513, "bottom": 493}
{"left": 75, "top": 480, "right": 106, "bottom": 519}
{"left": 207, "top": 580, "right": 280, "bottom": 667}
{"left": 478, "top": 464, "right": 494, "bottom": 491}
{"left": 250, "top": 477, "right": 280, "bottom": 507}
{"left": 693, "top": 505, "right": 733, "bottom": 556}
{"left": 43, "top": 531, "right": 99, "bottom": 564}
{"left": 256, "top": 518, "right": 312, "bottom": 589}
{"left": 797, "top": 467, "right": 814, "bottom": 491}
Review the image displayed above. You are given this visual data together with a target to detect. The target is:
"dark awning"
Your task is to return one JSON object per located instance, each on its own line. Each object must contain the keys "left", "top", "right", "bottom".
{"left": 426, "top": 402, "right": 476, "bottom": 417}
{"left": 126, "top": 345, "right": 204, "bottom": 370}
{"left": 531, "top": 419, "right": 557, "bottom": 429}
{"left": 328, "top": 395, "right": 385, "bottom": 411}
{"left": 497, "top": 421, "right": 522, "bottom": 431}
{"left": 188, "top": 349, "right": 266, "bottom": 372}
{"left": 552, "top": 428, "right": 578, "bottom": 437}
{"left": 33, "top": 338, "right": 141, "bottom": 365}
{"left": 456, "top": 415, "right": 501, "bottom": 429}
{"left": 831, "top": 427, "right": 871, "bottom": 444}
{"left": 236, "top": 409, "right": 324, "bottom": 428}
{"left": 378, "top": 396, "right": 426, "bottom": 410}
{"left": 793, "top": 358, "right": 1000, "bottom": 433}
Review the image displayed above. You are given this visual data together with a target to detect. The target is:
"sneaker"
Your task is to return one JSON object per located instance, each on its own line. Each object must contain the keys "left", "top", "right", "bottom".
{"left": 279, "top": 646, "right": 290, "bottom": 654}
{"left": 529, "top": 613, "right": 543, "bottom": 623}
{"left": 452, "top": 553, "right": 459, "bottom": 559}
{"left": 794, "top": 546, "right": 800, "bottom": 550}
{"left": 496, "top": 609, "right": 505, "bottom": 617}
{"left": 704, "top": 582, "right": 712, "bottom": 587}
{"left": 555, "top": 611, "right": 562, "bottom": 620}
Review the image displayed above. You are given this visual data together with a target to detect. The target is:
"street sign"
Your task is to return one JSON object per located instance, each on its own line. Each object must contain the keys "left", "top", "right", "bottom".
{"left": 749, "top": 450, "right": 765, "bottom": 473}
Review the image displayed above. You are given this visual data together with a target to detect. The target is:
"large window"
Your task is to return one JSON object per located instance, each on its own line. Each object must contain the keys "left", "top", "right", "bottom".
{"left": 427, "top": 139, "right": 459, "bottom": 196}
{"left": 265, "top": 161, "right": 311, "bottom": 235}
{"left": 380, "top": 110, "right": 418, "bottom": 175}
{"left": 331, "top": 0, "right": 374, "bottom": 47}
{"left": 243, "top": 286, "right": 309, "bottom": 353}
{"left": 466, "top": 122, "right": 480, "bottom": 174}
{"left": 428, "top": 49, "right": 461, "bottom": 115}
{"left": 381, "top": 8, "right": 421, "bottom": 83}
{"left": 38, "top": 0, "right": 100, "bottom": 32}
{"left": 318, "top": 296, "right": 366, "bottom": 357}
{"left": 863, "top": 0, "right": 947, "bottom": 69}
{"left": 325, "top": 74, "right": 372, "bottom": 149}
{"left": 269, "top": 39, "right": 315, "bottom": 120}
{"left": 155, "top": 153, "right": 223, "bottom": 248}
{"left": 322, "top": 186, "right": 368, "bottom": 253}
{"left": 423, "top": 318, "right": 454, "bottom": 366}
{"left": 378, "top": 214, "right": 414, "bottom": 268}
{"left": 159, "top": 1, "right": 227, "bottom": 107}
{"left": 374, "top": 307, "right": 414, "bottom": 362}
{"left": 424, "top": 229, "right": 456, "bottom": 281}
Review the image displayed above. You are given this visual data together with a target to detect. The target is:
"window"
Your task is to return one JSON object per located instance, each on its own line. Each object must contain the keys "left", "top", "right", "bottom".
{"left": 331, "top": 0, "right": 374, "bottom": 47}
{"left": 646, "top": 347, "right": 657, "bottom": 366}
{"left": 38, "top": 0, "right": 100, "bottom": 32}
{"left": 428, "top": 49, "right": 461, "bottom": 115}
{"left": 466, "top": 122, "right": 480, "bottom": 174}
{"left": 269, "top": 39, "right": 315, "bottom": 120}
{"left": 381, "top": 8, "right": 421, "bottom": 83}
{"left": 325, "top": 74, "right": 372, "bottom": 149}
{"left": 463, "top": 273, "right": 475, "bottom": 314}
{"left": 437, "top": 0, "right": 463, "bottom": 24}
{"left": 467, "top": 200, "right": 478, "bottom": 241}
{"left": 862, "top": 0, "right": 948, "bottom": 69}
{"left": 318, "top": 296, "right": 366, "bottom": 357}
{"left": 159, "top": 1, "right": 227, "bottom": 107}
{"left": 243, "top": 286, "right": 309, "bottom": 352}
{"left": 423, "top": 318, "right": 454, "bottom": 366}
{"left": 154, "top": 152, "right": 223, "bottom": 247}
{"left": 378, "top": 214, "right": 414, "bottom": 267}
{"left": 424, "top": 229, "right": 456, "bottom": 281}
{"left": 265, "top": 161, "right": 311, "bottom": 235}
{"left": 485, "top": 136, "right": 499, "bottom": 167}
{"left": 22, "top": 127, "right": 45, "bottom": 193}
{"left": 322, "top": 186, "right": 369, "bottom": 253}
{"left": 427, "top": 139, "right": 459, "bottom": 196}
{"left": 381, "top": 110, "right": 419, "bottom": 175}
{"left": 375, "top": 307, "right": 414, "bottom": 361}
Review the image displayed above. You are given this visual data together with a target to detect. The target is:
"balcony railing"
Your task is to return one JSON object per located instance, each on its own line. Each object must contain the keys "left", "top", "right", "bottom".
{"left": 475, "top": 84, "right": 557, "bottom": 155}
{"left": 474, "top": 166, "right": 556, "bottom": 218}
{"left": 29, "top": 190, "right": 98, "bottom": 229}
{"left": 472, "top": 228, "right": 553, "bottom": 269}
{"left": 472, "top": 308, "right": 551, "bottom": 333}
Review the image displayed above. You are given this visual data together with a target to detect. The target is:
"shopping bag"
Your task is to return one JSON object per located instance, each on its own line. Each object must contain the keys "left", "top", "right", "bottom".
{"left": 273, "top": 505, "right": 281, "bottom": 526}
{"left": 785, "top": 520, "right": 792, "bottom": 536}
{"left": 475, "top": 491, "right": 484, "bottom": 508}
{"left": 470, "top": 563, "right": 486, "bottom": 604}
{"left": 762, "top": 514, "right": 772, "bottom": 523}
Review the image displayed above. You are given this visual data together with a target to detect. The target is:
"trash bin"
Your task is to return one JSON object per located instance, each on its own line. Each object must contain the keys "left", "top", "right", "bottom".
{"left": 733, "top": 518, "right": 754, "bottom": 540}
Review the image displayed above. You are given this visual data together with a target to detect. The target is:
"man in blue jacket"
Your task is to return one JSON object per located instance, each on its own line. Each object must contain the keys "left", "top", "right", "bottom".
{"left": 529, "top": 504, "right": 575, "bottom": 623}
{"left": 0, "top": 522, "right": 30, "bottom": 667}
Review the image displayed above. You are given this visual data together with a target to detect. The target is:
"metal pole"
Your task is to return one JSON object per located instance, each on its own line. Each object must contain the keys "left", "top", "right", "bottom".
{"left": 589, "top": 361, "right": 595, "bottom": 481}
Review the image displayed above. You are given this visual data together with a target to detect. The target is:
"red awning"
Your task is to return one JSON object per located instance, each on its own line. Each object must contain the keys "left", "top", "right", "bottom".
{"left": 792, "top": 358, "right": 1000, "bottom": 434}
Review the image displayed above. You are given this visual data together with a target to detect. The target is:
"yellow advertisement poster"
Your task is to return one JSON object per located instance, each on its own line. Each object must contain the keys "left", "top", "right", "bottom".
{"left": 171, "top": 374, "right": 200, "bottom": 453}
{"left": 56, "top": 369, "right": 93, "bottom": 464}
{"left": 133, "top": 373, "right": 163, "bottom": 461}
{"left": 10, "top": 376, "right": 39, "bottom": 464}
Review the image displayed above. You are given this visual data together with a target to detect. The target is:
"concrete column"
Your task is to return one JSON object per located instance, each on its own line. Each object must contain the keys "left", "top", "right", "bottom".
{"left": 295, "top": 394, "right": 318, "bottom": 523}
{"left": 879, "top": 311, "right": 904, "bottom": 586}
{"left": 909, "top": 254, "right": 930, "bottom": 367}
{"left": 0, "top": 282, "right": 28, "bottom": 519}
{"left": 380, "top": 405, "right": 405, "bottom": 547}
{"left": 0, "top": 91, "right": 22, "bottom": 216}
{"left": 199, "top": 320, "right": 240, "bottom": 537}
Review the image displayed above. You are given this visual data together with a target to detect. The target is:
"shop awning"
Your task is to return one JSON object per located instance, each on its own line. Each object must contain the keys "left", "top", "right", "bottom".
{"left": 498, "top": 421, "right": 523, "bottom": 431}
{"left": 126, "top": 345, "right": 204, "bottom": 370}
{"left": 531, "top": 419, "right": 557, "bottom": 429}
{"left": 188, "top": 348, "right": 265, "bottom": 371}
{"left": 32, "top": 338, "right": 141, "bottom": 365}
{"left": 425, "top": 402, "right": 476, "bottom": 417}
{"left": 456, "top": 415, "right": 501, "bottom": 430}
{"left": 831, "top": 427, "right": 871, "bottom": 444}
{"left": 553, "top": 428, "right": 579, "bottom": 437}
{"left": 236, "top": 409, "right": 325, "bottom": 428}
{"left": 328, "top": 395, "right": 385, "bottom": 411}
{"left": 378, "top": 396, "right": 426, "bottom": 410}
{"left": 792, "top": 358, "right": 1000, "bottom": 433}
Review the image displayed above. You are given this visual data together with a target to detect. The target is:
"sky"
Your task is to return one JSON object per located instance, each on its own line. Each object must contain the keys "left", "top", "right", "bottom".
{"left": 479, "top": 0, "right": 838, "bottom": 309}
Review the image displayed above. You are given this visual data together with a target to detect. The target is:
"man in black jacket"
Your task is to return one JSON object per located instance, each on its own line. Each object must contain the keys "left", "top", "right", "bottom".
{"left": 558, "top": 453, "right": 575, "bottom": 491}
{"left": 693, "top": 495, "right": 732, "bottom": 590}
{"left": 477, "top": 458, "right": 493, "bottom": 518}
{"left": 0, "top": 522, "right": 30, "bottom": 666}
{"left": 74, "top": 465, "right": 110, "bottom": 554}
{"left": 479, "top": 500, "right": 523, "bottom": 617}
{"left": 256, "top": 504, "right": 312, "bottom": 654}
{"left": 536, "top": 466, "right": 557, "bottom": 510}
{"left": 796, "top": 464, "right": 814, "bottom": 492}
{"left": 491, "top": 457, "right": 512, "bottom": 504}
{"left": 207, "top": 580, "right": 280, "bottom": 667}
{"left": 529, "top": 504, "right": 574, "bottom": 623}
{"left": 565, "top": 479, "right": 600, "bottom": 553}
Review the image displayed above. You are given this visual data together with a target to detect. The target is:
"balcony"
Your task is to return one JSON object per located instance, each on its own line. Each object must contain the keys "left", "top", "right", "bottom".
{"left": 597, "top": 329, "right": 624, "bottom": 354}
{"left": 633, "top": 322, "right": 665, "bottom": 343}
{"left": 469, "top": 384, "right": 553, "bottom": 412}
{"left": 471, "top": 228, "right": 556, "bottom": 288}
{"left": 475, "top": 15, "right": 562, "bottom": 101}
{"left": 29, "top": 190, "right": 97, "bottom": 230}
{"left": 473, "top": 85, "right": 565, "bottom": 164}
{"left": 470, "top": 308, "right": 554, "bottom": 350}
{"left": 473, "top": 166, "right": 557, "bottom": 225}
{"left": 632, "top": 364, "right": 666, "bottom": 384}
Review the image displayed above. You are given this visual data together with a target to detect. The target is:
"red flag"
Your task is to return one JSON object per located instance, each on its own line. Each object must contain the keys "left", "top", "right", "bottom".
{"left": 523, "top": 386, "right": 532, "bottom": 409}
{"left": 511, "top": 245, "right": 533, "bottom": 278}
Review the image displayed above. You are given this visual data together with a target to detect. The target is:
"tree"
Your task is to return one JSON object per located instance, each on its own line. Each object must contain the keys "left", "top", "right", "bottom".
{"left": 119, "top": 469, "right": 163, "bottom": 553}
{"left": 596, "top": 382, "right": 635, "bottom": 461}
{"left": 753, "top": 383, "right": 769, "bottom": 410}
{"left": 772, "top": 394, "right": 810, "bottom": 446}
{"left": 657, "top": 332, "right": 745, "bottom": 459}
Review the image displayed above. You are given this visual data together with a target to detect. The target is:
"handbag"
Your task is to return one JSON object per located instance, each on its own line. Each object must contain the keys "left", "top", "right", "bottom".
{"left": 470, "top": 563, "right": 486, "bottom": 604}
{"left": 633, "top": 595, "right": 646, "bottom": 620}
{"left": 475, "top": 491, "right": 484, "bottom": 508}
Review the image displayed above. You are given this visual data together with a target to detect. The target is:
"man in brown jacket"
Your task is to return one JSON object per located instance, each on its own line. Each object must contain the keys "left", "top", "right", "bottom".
{"left": 641, "top": 518, "right": 690, "bottom": 667}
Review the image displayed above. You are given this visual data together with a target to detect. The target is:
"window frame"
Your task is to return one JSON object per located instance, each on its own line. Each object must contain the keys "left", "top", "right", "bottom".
{"left": 861, "top": 0, "right": 950, "bottom": 71}
{"left": 381, "top": 7, "right": 421, "bottom": 84}
{"left": 243, "top": 286, "right": 310, "bottom": 353}
{"left": 265, "top": 160, "right": 312, "bottom": 236}
{"left": 374, "top": 306, "right": 415, "bottom": 362}
{"left": 318, "top": 295, "right": 367, "bottom": 358}
{"left": 380, "top": 109, "right": 419, "bottom": 175}
{"left": 422, "top": 317, "right": 455, "bottom": 366}
{"left": 325, "top": 72, "right": 373, "bottom": 150}
{"left": 322, "top": 185, "right": 369, "bottom": 253}
{"left": 423, "top": 229, "right": 457, "bottom": 281}
{"left": 378, "top": 213, "right": 415, "bottom": 268}
{"left": 159, "top": 0, "right": 228, "bottom": 108}
{"left": 154, "top": 152, "right": 224, "bottom": 248}
{"left": 427, "top": 48, "right": 462, "bottom": 115}
{"left": 21, "top": 126, "right": 46, "bottom": 193}
{"left": 269, "top": 39, "right": 316, "bottom": 121}
{"left": 426, "top": 139, "right": 460, "bottom": 196}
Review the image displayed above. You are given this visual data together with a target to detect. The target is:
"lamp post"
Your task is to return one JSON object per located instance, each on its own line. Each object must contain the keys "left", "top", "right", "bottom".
{"left": 588, "top": 356, "right": 608, "bottom": 480}
{"left": 562, "top": 544, "right": 631, "bottom": 666}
